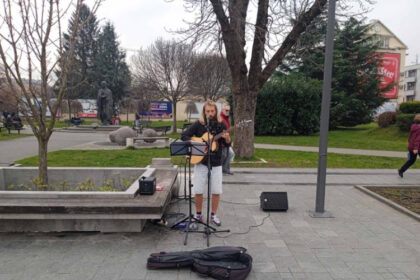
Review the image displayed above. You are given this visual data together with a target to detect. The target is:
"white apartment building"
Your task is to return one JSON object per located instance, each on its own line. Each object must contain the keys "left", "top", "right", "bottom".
{"left": 404, "top": 64, "right": 420, "bottom": 101}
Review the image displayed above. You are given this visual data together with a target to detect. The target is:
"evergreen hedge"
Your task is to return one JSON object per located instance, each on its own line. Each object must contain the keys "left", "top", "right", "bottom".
{"left": 399, "top": 101, "right": 420, "bottom": 114}
{"left": 255, "top": 74, "right": 321, "bottom": 135}
{"left": 396, "top": 113, "right": 416, "bottom": 132}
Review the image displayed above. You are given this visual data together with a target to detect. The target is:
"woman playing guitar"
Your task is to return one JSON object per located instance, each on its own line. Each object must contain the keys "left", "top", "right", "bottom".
{"left": 181, "top": 101, "right": 231, "bottom": 226}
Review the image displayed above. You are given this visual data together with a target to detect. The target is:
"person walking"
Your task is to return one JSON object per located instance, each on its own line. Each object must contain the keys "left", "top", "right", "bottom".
{"left": 398, "top": 114, "right": 420, "bottom": 177}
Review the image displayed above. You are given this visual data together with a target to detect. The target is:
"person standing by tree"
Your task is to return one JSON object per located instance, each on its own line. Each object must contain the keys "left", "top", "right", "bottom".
{"left": 220, "top": 104, "right": 234, "bottom": 175}
{"left": 398, "top": 114, "right": 420, "bottom": 177}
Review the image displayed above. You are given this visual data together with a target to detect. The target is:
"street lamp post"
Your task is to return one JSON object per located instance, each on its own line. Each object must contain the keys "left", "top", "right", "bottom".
{"left": 309, "top": 0, "right": 336, "bottom": 218}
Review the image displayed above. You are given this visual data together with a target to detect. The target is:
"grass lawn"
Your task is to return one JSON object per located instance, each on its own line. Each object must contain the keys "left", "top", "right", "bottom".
{"left": 254, "top": 123, "right": 409, "bottom": 152}
{"left": 0, "top": 131, "right": 31, "bottom": 141}
{"left": 52, "top": 119, "right": 190, "bottom": 129}
{"left": 15, "top": 148, "right": 416, "bottom": 169}
{"left": 16, "top": 148, "right": 186, "bottom": 167}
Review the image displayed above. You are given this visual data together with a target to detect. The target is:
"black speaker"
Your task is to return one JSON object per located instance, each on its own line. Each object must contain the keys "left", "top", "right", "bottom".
{"left": 139, "top": 176, "right": 156, "bottom": 195}
{"left": 260, "top": 192, "right": 288, "bottom": 211}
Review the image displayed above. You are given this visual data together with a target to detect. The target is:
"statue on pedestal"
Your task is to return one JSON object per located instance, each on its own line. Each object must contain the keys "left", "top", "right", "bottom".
{"left": 97, "top": 81, "right": 113, "bottom": 125}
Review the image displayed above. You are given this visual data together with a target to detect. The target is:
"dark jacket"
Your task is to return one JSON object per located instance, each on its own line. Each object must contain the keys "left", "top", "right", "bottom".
{"left": 181, "top": 120, "right": 228, "bottom": 167}
{"left": 408, "top": 124, "right": 420, "bottom": 151}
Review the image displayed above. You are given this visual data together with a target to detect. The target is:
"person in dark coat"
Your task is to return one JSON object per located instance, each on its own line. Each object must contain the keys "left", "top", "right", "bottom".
{"left": 398, "top": 114, "right": 420, "bottom": 177}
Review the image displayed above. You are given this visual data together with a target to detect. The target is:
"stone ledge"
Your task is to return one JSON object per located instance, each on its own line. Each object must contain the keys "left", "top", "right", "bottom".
{"left": 0, "top": 167, "right": 155, "bottom": 199}
{"left": 0, "top": 219, "right": 147, "bottom": 232}
{"left": 0, "top": 163, "right": 179, "bottom": 232}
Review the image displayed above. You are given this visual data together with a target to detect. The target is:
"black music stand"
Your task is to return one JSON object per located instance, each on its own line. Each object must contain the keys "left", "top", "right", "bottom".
{"left": 170, "top": 140, "right": 209, "bottom": 245}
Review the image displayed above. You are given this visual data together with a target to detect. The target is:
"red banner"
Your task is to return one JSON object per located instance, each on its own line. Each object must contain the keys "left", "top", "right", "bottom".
{"left": 377, "top": 53, "right": 400, "bottom": 99}
{"left": 77, "top": 112, "right": 97, "bottom": 118}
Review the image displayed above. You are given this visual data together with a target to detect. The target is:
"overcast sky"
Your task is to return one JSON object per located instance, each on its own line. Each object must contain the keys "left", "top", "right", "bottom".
{"left": 86, "top": 0, "right": 419, "bottom": 67}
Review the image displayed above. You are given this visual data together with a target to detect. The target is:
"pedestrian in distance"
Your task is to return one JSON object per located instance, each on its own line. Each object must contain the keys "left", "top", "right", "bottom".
{"left": 398, "top": 114, "right": 420, "bottom": 177}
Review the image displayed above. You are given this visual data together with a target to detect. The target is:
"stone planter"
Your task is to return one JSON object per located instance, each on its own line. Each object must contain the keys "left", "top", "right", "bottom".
{"left": 0, "top": 167, "right": 153, "bottom": 199}
{"left": 0, "top": 160, "right": 179, "bottom": 232}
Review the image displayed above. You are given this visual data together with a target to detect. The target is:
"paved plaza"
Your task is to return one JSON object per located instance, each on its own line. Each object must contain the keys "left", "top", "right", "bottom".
{"left": 0, "top": 168, "right": 419, "bottom": 280}
{"left": 0, "top": 132, "right": 419, "bottom": 279}
{"left": 0, "top": 131, "right": 108, "bottom": 166}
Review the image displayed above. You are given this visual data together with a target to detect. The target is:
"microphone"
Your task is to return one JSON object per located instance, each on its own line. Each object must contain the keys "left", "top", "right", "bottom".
{"left": 206, "top": 115, "right": 210, "bottom": 126}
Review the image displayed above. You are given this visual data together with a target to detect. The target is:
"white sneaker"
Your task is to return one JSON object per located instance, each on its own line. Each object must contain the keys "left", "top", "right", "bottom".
{"left": 211, "top": 215, "right": 221, "bottom": 226}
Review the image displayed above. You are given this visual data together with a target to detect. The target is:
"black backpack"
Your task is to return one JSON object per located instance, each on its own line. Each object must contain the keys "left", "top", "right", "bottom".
{"left": 147, "top": 246, "right": 253, "bottom": 280}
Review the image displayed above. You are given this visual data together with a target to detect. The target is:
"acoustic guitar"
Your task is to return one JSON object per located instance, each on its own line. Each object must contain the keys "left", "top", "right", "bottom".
{"left": 189, "top": 120, "right": 252, "bottom": 164}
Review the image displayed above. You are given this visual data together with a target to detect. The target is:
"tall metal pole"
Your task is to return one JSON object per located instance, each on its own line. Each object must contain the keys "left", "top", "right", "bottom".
{"left": 309, "top": 0, "right": 336, "bottom": 218}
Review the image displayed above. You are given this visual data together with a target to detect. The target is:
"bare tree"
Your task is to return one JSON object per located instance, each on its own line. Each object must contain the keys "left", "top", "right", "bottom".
{"left": 129, "top": 83, "right": 154, "bottom": 119}
{"left": 0, "top": 83, "right": 18, "bottom": 113}
{"left": 131, "top": 39, "right": 195, "bottom": 133}
{"left": 0, "top": 0, "right": 102, "bottom": 184}
{"left": 0, "top": 65, "right": 16, "bottom": 112}
{"left": 188, "top": 53, "right": 231, "bottom": 101}
{"left": 185, "top": 101, "right": 199, "bottom": 122}
{"left": 176, "top": 0, "right": 373, "bottom": 157}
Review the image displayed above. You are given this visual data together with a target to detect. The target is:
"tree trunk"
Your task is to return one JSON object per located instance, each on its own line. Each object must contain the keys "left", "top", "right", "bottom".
{"left": 232, "top": 88, "right": 257, "bottom": 159}
{"left": 68, "top": 99, "right": 72, "bottom": 120}
{"left": 38, "top": 137, "right": 49, "bottom": 185}
{"left": 126, "top": 104, "right": 129, "bottom": 123}
{"left": 172, "top": 101, "right": 177, "bottom": 133}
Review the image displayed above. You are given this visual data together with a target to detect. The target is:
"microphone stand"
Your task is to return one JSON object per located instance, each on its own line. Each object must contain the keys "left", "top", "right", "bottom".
{"left": 201, "top": 117, "right": 230, "bottom": 246}
{"left": 171, "top": 141, "right": 210, "bottom": 245}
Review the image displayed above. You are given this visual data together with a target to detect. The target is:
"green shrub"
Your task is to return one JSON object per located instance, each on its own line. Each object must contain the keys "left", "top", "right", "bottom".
{"left": 396, "top": 113, "right": 416, "bottom": 132}
{"left": 377, "top": 111, "right": 396, "bottom": 128}
{"left": 255, "top": 73, "right": 321, "bottom": 135}
{"left": 399, "top": 101, "right": 420, "bottom": 114}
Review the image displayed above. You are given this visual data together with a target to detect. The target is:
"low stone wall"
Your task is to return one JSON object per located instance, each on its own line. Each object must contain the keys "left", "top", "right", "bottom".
{"left": 0, "top": 160, "right": 178, "bottom": 232}
{"left": 0, "top": 167, "right": 153, "bottom": 199}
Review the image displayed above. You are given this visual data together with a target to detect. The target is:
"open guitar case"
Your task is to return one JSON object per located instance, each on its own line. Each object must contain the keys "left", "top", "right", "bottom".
{"left": 147, "top": 246, "right": 253, "bottom": 280}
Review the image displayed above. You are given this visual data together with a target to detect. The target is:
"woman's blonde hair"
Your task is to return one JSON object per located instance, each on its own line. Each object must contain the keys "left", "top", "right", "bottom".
{"left": 199, "top": 100, "right": 222, "bottom": 125}
{"left": 414, "top": 114, "right": 420, "bottom": 124}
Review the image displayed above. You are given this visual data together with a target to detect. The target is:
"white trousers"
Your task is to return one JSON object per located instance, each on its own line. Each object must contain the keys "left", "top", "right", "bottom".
{"left": 192, "top": 164, "right": 223, "bottom": 194}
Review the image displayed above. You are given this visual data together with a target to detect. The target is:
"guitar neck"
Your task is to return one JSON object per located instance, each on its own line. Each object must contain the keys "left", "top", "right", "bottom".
{"left": 210, "top": 120, "right": 252, "bottom": 141}
{"left": 213, "top": 126, "right": 234, "bottom": 141}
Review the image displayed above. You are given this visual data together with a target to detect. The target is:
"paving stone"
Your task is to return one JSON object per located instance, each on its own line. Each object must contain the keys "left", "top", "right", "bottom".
{"left": 0, "top": 168, "right": 419, "bottom": 279}
{"left": 264, "top": 239, "right": 287, "bottom": 248}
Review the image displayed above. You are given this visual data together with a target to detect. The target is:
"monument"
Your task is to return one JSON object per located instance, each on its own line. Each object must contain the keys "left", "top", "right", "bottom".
{"left": 97, "top": 81, "right": 113, "bottom": 125}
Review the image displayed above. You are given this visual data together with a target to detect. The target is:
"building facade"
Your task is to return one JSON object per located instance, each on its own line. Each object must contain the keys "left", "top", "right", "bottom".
{"left": 404, "top": 64, "right": 420, "bottom": 101}
{"left": 367, "top": 20, "right": 408, "bottom": 104}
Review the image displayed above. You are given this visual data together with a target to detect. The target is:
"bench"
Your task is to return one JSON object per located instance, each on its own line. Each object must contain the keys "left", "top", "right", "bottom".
{"left": 64, "top": 118, "right": 84, "bottom": 126}
{"left": 182, "top": 123, "right": 192, "bottom": 132}
{"left": 2, "top": 120, "right": 23, "bottom": 134}
{"left": 132, "top": 120, "right": 152, "bottom": 135}
{"left": 153, "top": 125, "right": 171, "bottom": 135}
{"left": 126, "top": 136, "right": 170, "bottom": 147}
{"left": 142, "top": 121, "right": 152, "bottom": 127}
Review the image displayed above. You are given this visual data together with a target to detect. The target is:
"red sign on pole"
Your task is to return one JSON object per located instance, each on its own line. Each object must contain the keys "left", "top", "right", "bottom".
{"left": 377, "top": 53, "right": 400, "bottom": 99}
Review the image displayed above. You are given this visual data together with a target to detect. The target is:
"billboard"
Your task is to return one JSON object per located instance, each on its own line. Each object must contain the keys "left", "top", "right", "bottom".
{"left": 141, "top": 101, "right": 172, "bottom": 118}
{"left": 377, "top": 53, "right": 400, "bottom": 99}
{"left": 76, "top": 99, "right": 97, "bottom": 118}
